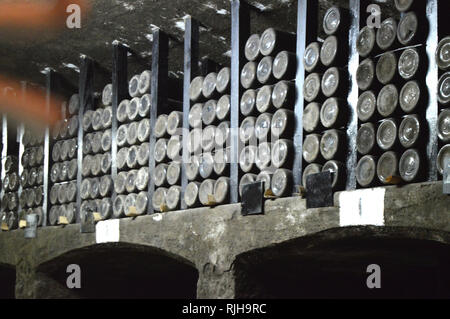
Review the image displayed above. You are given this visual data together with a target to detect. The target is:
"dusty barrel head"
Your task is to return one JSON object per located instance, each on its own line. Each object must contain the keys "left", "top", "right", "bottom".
{"left": 214, "top": 148, "right": 229, "bottom": 176}
{"left": 166, "top": 162, "right": 180, "bottom": 186}
{"left": 124, "top": 193, "right": 137, "bottom": 217}
{"left": 2, "top": 175, "right": 9, "bottom": 192}
{"left": 322, "top": 160, "right": 345, "bottom": 189}
{"left": 377, "top": 151, "right": 399, "bottom": 184}
{"left": 245, "top": 34, "right": 261, "bottom": 62}
{"left": 80, "top": 178, "right": 91, "bottom": 200}
{"left": 57, "top": 183, "right": 68, "bottom": 204}
{"left": 239, "top": 173, "right": 258, "bottom": 197}
{"left": 357, "top": 91, "right": 377, "bottom": 123}
{"left": 356, "top": 26, "right": 376, "bottom": 58}
{"left": 155, "top": 114, "right": 168, "bottom": 138}
{"left": 216, "top": 67, "right": 231, "bottom": 94}
{"left": 199, "top": 179, "right": 215, "bottom": 206}
{"left": 376, "top": 52, "right": 397, "bottom": 85}
{"left": 67, "top": 159, "right": 77, "bottom": 180}
{"left": 22, "top": 149, "right": 30, "bottom": 168}
{"left": 214, "top": 177, "right": 230, "bottom": 205}
{"left": 256, "top": 142, "right": 272, "bottom": 170}
{"left": 399, "top": 81, "right": 421, "bottom": 113}
{"left": 397, "top": 12, "right": 418, "bottom": 46}
{"left": 255, "top": 113, "right": 272, "bottom": 141}
{"left": 99, "top": 175, "right": 113, "bottom": 197}
{"left": 166, "top": 186, "right": 181, "bottom": 211}
{"left": 272, "top": 139, "right": 294, "bottom": 168}
{"left": 102, "top": 84, "right": 113, "bottom": 106}
{"left": 303, "top": 102, "right": 322, "bottom": 133}
{"left": 256, "top": 85, "right": 274, "bottom": 113}
{"left": 323, "top": 6, "right": 342, "bottom": 36}
{"left": 357, "top": 123, "right": 376, "bottom": 155}
{"left": 135, "top": 166, "right": 149, "bottom": 191}
{"left": 257, "top": 171, "right": 273, "bottom": 191}
{"left": 139, "top": 70, "right": 152, "bottom": 95}
{"left": 20, "top": 170, "right": 28, "bottom": 188}
{"left": 356, "top": 155, "right": 377, "bottom": 187}
{"left": 59, "top": 120, "right": 69, "bottom": 140}
{"left": 438, "top": 72, "right": 450, "bottom": 105}
{"left": 154, "top": 138, "right": 169, "bottom": 163}
{"left": 127, "top": 97, "right": 140, "bottom": 122}
{"left": 239, "top": 145, "right": 257, "bottom": 173}
{"left": 399, "top": 115, "right": 420, "bottom": 148}
{"left": 271, "top": 108, "right": 295, "bottom": 138}
{"left": 185, "top": 182, "right": 200, "bottom": 208}
{"left": 101, "top": 130, "right": 112, "bottom": 152}
{"left": 240, "top": 89, "right": 257, "bottom": 116}
{"left": 126, "top": 122, "right": 138, "bottom": 146}
{"left": 28, "top": 148, "right": 37, "bottom": 167}
{"left": 99, "top": 198, "right": 112, "bottom": 220}
{"left": 114, "top": 172, "right": 127, "bottom": 194}
{"left": 186, "top": 155, "right": 200, "bottom": 181}
{"left": 152, "top": 187, "right": 168, "bottom": 212}
{"left": 377, "top": 119, "right": 398, "bottom": 151}
{"left": 117, "top": 99, "right": 129, "bottom": 123}
{"left": 125, "top": 170, "right": 137, "bottom": 194}
{"left": 91, "top": 131, "right": 102, "bottom": 154}
{"left": 117, "top": 124, "right": 128, "bottom": 147}
{"left": 135, "top": 191, "right": 148, "bottom": 215}
{"left": 259, "top": 28, "right": 295, "bottom": 57}
{"left": 241, "top": 61, "right": 257, "bottom": 89}
{"left": 437, "top": 37, "right": 450, "bottom": 71}
{"left": 66, "top": 182, "right": 77, "bottom": 203}
{"left": 167, "top": 111, "right": 182, "bottom": 136}
{"left": 273, "top": 50, "right": 296, "bottom": 80}
{"left": 320, "top": 36, "right": 338, "bottom": 67}
{"left": 126, "top": 145, "right": 138, "bottom": 169}
{"left": 113, "top": 195, "right": 126, "bottom": 218}
{"left": 82, "top": 155, "right": 91, "bottom": 177}
{"left": 189, "top": 103, "right": 203, "bottom": 128}
{"left": 6, "top": 211, "right": 18, "bottom": 230}
{"left": 137, "top": 143, "right": 149, "bottom": 167}
{"left": 202, "top": 72, "right": 218, "bottom": 100}
{"left": 190, "top": 76, "right": 204, "bottom": 102}
{"left": 58, "top": 161, "right": 68, "bottom": 181}
{"left": 257, "top": 56, "right": 274, "bottom": 85}
{"left": 69, "top": 93, "right": 80, "bottom": 115}
{"left": 83, "top": 133, "right": 92, "bottom": 155}
{"left": 321, "top": 97, "right": 344, "bottom": 129}
{"left": 83, "top": 110, "right": 94, "bottom": 132}
{"left": 304, "top": 42, "right": 321, "bottom": 73}
{"left": 438, "top": 109, "right": 450, "bottom": 142}
{"left": 65, "top": 202, "right": 76, "bottom": 224}
{"left": 137, "top": 119, "right": 151, "bottom": 144}
{"left": 398, "top": 48, "right": 419, "bottom": 80}
{"left": 201, "top": 126, "right": 216, "bottom": 153}
{"left": 91, "top": 154, "right": 102, "bottom": 176}
{"left": 166, "top": 135, "right": 181, "bottom": 162}
{"left": 321, "top": 67, "right": 341, "bottom": 98}
{"left": 202, "top": 100, "right": 217, "bottom": 126}
{"left": 303, "top": 73, "right": 321, "bottom": 103}
{"left": 139, "top": 94, "right": 151, "bottom": 118}
{"left": 128, "top": 74, "right": 140, "bottom": 98}
{"left": 92, "top": 108, "right": 103, "bottom": 131}
{"left": 8, "top": 172, "right": 19, "bottom": 191}
{"left": 59, "top": 140, "right": 69, "bottom": 162}
{"left": 90, "top": 178, "right": 100, "bottom": 200}
{"left": 117, "top": 147, "right": 128, "bottom": 170}
{"left": 199, "top": 152, "right": 215, "bottom": 179}
{"left": 377, "top": 84, "right": 399, "bottom": 118}
{"left": 437, "top": 145, "right": 450, "bottom": 175}
{"left": 303, "top": 134, "right": 322, "bottom": 164}
{"left": 154, "top": 163, "right": 168, "bottom": 187}
{"left": 5, "top": 156, "right": 17, "bottom": 173}
{"left": 272, "top": 80, "right": 295, "bottom": 109}
{"left": 48, "top": 206, "right": 59, "bottom": 226}
{"left": 216, "top": 95, "right": 231, "bottom": 121}
{"left": 320, "top": 129, "right": 345, "bottom": 161}
{"left": 7, "top": 193, "right": 18, "bottom": 211}
{"left": 377, "top": 18, "right": 397, "bottom": 51}
{"left": 356, "top": 58, "right": 375, "bottom": 91}
{"left": 399, "top": 149, "right": 421, "bottom": 182}
{"left": 68, "top": 115, "right": 79, "bottom": 137}
{"left": 101, "top": 152, "right": 112, "bottom": 174}
{"left": 271, "top": 169, "right": 293, "bottom": 197}
{"left": 50, "top": 163, "right": 61, "bottom": 183}
{"left": 215, "top": 121, "right": 230, "bottom": 147}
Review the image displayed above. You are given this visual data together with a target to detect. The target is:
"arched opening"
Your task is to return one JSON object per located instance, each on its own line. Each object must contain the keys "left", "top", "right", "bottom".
{"left": 36, "top": 243, "right": 198, "bottom": 299}
{"left": 234, "top": 227, "right": 450, "bottom": 299}
{"left": 0, "top": 263, "right": 16, "bottom": 299}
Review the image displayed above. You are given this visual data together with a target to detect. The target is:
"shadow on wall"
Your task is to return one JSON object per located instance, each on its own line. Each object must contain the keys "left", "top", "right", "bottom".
{"left": 35, "top": 242, "right": 198, "bottom": 299}
{"left": 0, "top": 263, "right": 16, "bottom": 299}
{"left": 234, "top": 227, "right": 450, "bottom": 299}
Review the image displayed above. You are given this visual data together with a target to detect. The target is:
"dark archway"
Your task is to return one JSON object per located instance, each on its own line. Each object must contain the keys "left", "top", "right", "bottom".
{"left": 234, "top": 227, "right": 450, "bottom": 299}
{"left": 0, "top": 263, "right": 16, "bottom": 299}
{"left": 36, "top": 243, "right": 198, "bottom": 299}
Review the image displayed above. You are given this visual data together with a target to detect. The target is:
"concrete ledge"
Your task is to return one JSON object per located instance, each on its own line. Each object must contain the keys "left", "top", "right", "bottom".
{"left": 0, "top": 182, "right": 448, "bottom": 298}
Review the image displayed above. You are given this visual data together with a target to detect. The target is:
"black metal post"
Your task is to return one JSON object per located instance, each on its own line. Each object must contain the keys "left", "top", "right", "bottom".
{"left": 293, "top": 0, "right": 318, "bottom": 191}
{"left": 230, "top": 0, "right": 250, "bottom": 203}
{"left": 181, "top": 16, "right": 200, "bottom": 210}
{"left": 148, "top": 29, "right": 169, "bottom": 214}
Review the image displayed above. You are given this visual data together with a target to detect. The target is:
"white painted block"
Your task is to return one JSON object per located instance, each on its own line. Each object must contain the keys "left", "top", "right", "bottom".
{"left": 339, "top": 188, "right": 385, "bottom": 227}
{"left": 96, "top": 219, "right": 120, "bottom": 244}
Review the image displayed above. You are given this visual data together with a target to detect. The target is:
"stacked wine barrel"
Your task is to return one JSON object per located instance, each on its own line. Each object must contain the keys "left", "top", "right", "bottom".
{"left": 239, "top": 27, "right": 297, "bottom": 199}
{"left": 355, "top": 1, "right": 428, "bottom": 188}
{"left": 437, "top": 36, "right": 450, "bottom": 178}
{"left": 1, "top": 156, "right": 21, "bottom": 230}
{"left": 113, "top": 71, "right": 151, "bottom": 218}
{"left": 185, "top": 65, "right": 232, "bottom": 208}
{"left": 18, "top": 127, "right": 45, "bottom": 227}
{"left": 48, "top": 94, "right": 80, "bottom": 225}
{"left": 302, "top": 6, "right": 348, "bottom": 191}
